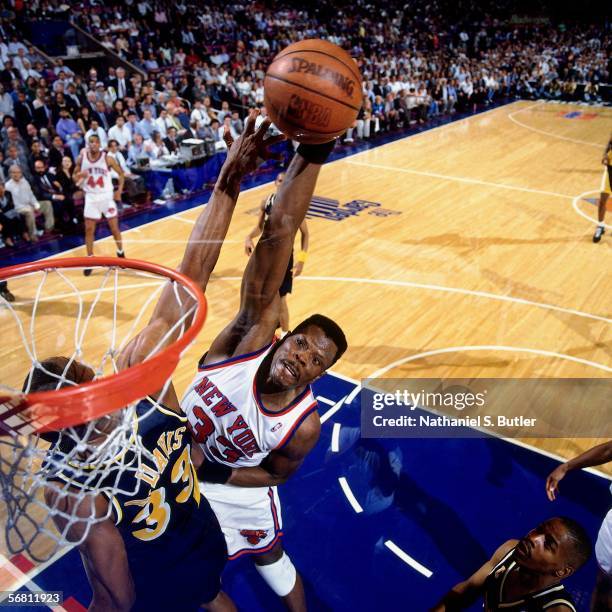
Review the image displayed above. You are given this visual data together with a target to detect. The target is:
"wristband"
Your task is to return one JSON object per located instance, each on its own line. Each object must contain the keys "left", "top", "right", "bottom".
{"left": 296, "top": 250, "right": 308, "bottom": 264}
{"left": 296, "top": 139, "right": 335, "bottom": 164}
{"left": 196, "top": 458, "right": 232, "bottom": 484}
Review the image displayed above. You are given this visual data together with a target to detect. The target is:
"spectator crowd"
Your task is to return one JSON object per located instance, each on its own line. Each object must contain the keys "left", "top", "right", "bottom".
{"left": 0, "top": 0, "right": 609, "bottom": 250}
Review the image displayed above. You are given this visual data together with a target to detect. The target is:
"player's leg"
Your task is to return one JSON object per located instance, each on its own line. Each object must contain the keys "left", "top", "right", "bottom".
{"left": 84, "top": 217, "right": 97, "bottom": 257}
{"left": 83, "top": 195, "right": 103, "bottom": 265}
{"left": 593, "top": 192, "right": 608, "bottom": 243}
{"left": 279, "top": 295, "right": 290, "bottom": 334}
{"left": 253, "top": 541, "right": 306, "bottom": 612}
{"left": 594, "top": 167, "right": 610, "bottom": 243}
{"left": 106, "top": 216, "right": 125, "bottom": 257}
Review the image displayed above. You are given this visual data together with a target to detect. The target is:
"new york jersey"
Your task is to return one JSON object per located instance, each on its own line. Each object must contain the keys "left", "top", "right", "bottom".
{"left": 181, "top": 342, "right": 318, "bottom": 467}
{"left": 81, "top": 151, "right": 113, "bottom": 195}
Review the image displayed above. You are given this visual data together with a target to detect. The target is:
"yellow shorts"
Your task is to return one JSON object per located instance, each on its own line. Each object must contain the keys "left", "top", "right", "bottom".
{"left": 601, "top": 166, "right": 611, "bottom": 195}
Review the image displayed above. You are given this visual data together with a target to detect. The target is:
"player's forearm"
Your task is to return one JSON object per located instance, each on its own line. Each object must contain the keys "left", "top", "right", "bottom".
{"left": 299, "top": 222, "right": 309, "bottom": 252}
{"left": 227, "top": 464, "right": 289, "bottom": 487}
{"left": 267, "top": 155, "right": 320, "bottom": 235}
{"left": 565, "top": 441, "right": 612, "bottom": 472}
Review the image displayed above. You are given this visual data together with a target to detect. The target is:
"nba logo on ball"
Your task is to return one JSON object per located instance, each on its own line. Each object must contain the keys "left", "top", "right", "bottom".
{"left": 264, "top": 39, "right": 363, "bottom": 144}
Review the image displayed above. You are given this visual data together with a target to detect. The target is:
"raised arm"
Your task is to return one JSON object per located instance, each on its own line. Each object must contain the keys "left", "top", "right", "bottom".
{"left": 206, "top": 140, "right": 334, "bottom": 363}
{"left": 119, "top": 112, "right": 283, "bottom": 399}
{"left": 546, "top": 440, "right": 612, "bottom": 501}
{"left": 431, "top": 540, "right": 516, "bottom": 611}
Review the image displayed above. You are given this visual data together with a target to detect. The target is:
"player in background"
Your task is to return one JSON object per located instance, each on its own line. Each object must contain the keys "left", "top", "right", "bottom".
{"left": 546, "top": 441, "right": 612, "bottom": 611}
{"left": 432, "top": 517, "right": 591, "bottom": 611}
{"left": 73, "top": 134, "right": 125, "bottom": 275}
{"left": 183, "top": 135, "right": 346, "bottom": 612}
{"left": 593, "top": 136, "right": 611, "bottom": 243}
{"left": 27, "top": 112, "right": 281, "bottom": 611}
{"left": 244, "top": 171, "right": 310, "bottom": 334}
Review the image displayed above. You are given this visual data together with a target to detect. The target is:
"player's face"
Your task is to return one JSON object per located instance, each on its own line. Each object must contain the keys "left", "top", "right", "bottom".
{"left": 515, "top": 519, "right": 572, "bottom": 576}
{"left": 88, "top": 138, "right": 100, "bottom": 153}
{"left": 270, "top": 325, "right": 337, "bottom": 389}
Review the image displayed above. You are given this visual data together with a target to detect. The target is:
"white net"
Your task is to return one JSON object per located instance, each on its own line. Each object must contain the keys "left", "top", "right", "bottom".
{"left": 0, "top": 261, "right": 202, "bottom": 562}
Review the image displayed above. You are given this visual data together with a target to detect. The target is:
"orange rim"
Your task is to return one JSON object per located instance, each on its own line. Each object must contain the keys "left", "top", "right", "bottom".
{"left": 0, "top": 257, "right": 207, "bottom": 433}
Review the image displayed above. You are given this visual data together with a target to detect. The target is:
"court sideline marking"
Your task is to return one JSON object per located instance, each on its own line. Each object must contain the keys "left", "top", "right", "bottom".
{"left": 507, "top": 102, "right": 606, "bottom": 148}
{"left": 11, "top": 99, "right": 525, "bottom": 269}
{"left": 345, "top": 160, "right": 575, "bottom": 199}
{"left": 6, "top": 273, "right": 609, "bottom": 325}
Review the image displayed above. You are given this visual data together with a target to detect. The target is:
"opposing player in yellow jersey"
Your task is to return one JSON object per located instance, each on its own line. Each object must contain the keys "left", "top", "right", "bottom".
{"left": 593, "top": 136, "right": 612, "bottom": 243}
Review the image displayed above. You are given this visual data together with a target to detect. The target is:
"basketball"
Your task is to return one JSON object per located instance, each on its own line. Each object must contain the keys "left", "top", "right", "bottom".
{"left": 264, "top": 39, "right": 363, "bottom": 144}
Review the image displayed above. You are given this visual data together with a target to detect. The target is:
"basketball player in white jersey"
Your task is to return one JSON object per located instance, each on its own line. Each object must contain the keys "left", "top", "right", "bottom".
{"left": 20, "top": 112, "right": 283, "bottom": 612}
{"left": 181, "top": 133, "right": 345, "bottom": 610}
{"left": 73, "top": 134, "right": 125, "bottom": 275}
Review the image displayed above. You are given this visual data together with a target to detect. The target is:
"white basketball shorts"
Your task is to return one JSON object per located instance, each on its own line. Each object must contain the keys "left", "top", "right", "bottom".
{"left": 201, "top": 482, "right": 283, "bottom": 559}
{"left": 84, "top": 192, "right": 117, "bottom": 220}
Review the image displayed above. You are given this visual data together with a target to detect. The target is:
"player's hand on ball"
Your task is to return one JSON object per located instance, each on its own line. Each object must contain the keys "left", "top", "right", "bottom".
{"left": 545, "top": 463, "right": 568, "bottom": 501}
{"left": 224, "top": 109, "right": 285, "bottom": 179}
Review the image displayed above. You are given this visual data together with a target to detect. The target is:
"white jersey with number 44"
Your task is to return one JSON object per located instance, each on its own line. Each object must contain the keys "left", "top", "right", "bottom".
{"left": 81, "top": 151, "right": 113, "bottom": 195}
{"left": 181, "top": 342, "right": 318, "bottom": 468}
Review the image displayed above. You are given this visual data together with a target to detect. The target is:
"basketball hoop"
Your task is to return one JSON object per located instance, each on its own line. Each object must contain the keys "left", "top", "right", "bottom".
{"left": 0, "top": 256, "right": 207, "bottom": 562}
{"left": 0, "top": 256, "right": 206, "bottom": 433}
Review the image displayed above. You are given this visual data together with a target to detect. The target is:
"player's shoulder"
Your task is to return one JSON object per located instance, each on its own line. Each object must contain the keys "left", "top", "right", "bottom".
{"left": 491, "top": 539, "right": 518, "bottom": 564}
{"left": 282, "top": 409, "right": 321, "bottom": 459}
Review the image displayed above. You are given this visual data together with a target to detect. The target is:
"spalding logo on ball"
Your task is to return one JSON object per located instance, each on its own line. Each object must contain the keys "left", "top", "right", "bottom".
{"left": 264, "top": 39, "right": 363, "bottom": 144}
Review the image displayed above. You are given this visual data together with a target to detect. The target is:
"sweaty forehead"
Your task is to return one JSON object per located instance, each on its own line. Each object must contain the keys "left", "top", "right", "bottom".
{"left": 541, "top": 519, "right": 570, "bottom": 546}
{"left": 299, "top": 325, "right": 337, "bottom": 358}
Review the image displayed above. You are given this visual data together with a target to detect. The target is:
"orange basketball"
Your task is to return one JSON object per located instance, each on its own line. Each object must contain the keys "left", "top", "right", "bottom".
{"left": 264, "top": 39, "right": 363, "bottom": 144}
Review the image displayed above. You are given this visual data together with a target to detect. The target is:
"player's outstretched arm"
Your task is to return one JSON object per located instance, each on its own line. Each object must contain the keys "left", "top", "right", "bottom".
{"left": 546, "top": 440, "right": 612, "bottom": 501}
{"left": 120, "top": 111, "right": 284, "bottom": 379}
{"left": 205, "top": 140, "right": 335, "bottom": 363}
{"left": 197, "top": 412, "right": 321, "bottom": 488}
{"left": 430, "top": 540, "right": 517, "bottom": 611}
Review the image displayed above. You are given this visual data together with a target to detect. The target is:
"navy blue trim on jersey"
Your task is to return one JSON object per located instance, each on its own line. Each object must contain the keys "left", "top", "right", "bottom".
{"left": 198, "top": 342, "right": 273, "bottom": 371}
{"left": 254, "top": 383, "right": 311, "bottom": 417}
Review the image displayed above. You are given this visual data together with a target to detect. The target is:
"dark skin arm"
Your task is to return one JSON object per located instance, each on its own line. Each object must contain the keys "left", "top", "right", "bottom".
{"left": 225, "top": 411, "right": 321, "bottom": 487}
{"left": 546, "top": 440, "right": 612, "bottom": 501}
{"left": 43, "top": 488, "right": 135, "bottom": 612}
{"left": 206, "top": 151, "right": 324, "bottom": 364}
{"left": 105, "top": 155, "right": 124, "bottom": 202}
{"left": 119, "top": 111, "right": 284, "bottom": 409}
{"left": 431, "top": 540, "right": 517, "bottom": 611}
